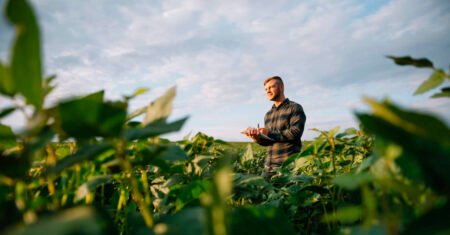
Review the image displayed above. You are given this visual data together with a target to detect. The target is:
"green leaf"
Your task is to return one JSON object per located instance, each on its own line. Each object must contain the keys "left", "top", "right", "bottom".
{"left": 124, "top": 117, "right": 188, "bottom": 141}
{"left": 52, "top": 91, "right": 127, "bottom": 138}
{"left": 154, "top": 207, "right": 205, "bottom": 235}
{"left": 143, "top": 86, "right": 176, "bottom": 125}
{"left": 299, "top": 185, "right": 329, "bottom": 195}
{"left": 357, "top": 104, "right": 450, "bottom": 195}
{"left": 46, "top": 143, "right": 113, "bottom": 174}
{"left": 0, "top": 106, "right": 16, "bottom": 119}
{"left": 240, "top": 143, "right": 254, "bottom": 165}
{"left": 386, "top": 55, "right": 434, "bottom": 68}
{"left": 336, "top": 127, "right": 357, "bottom": 138}
{"left": 333, "top": 172, "right": 373, "bottom": 190}
{"left": 401, "top": 203, "right": 450, "bottom": 235}
{"left": 230, "top": 205, "right": 296, "bottom": 235}
{"left": 282, "top": 144, "right": 314, "bottom": 167}
{"left": 6, "top": 0, "right": 43, "bottom": 109}
{"left": 75, "top": 175, "right": 112, "bottom": 202}
{"left": 363, "top": 98, "right": 450, "bottom": 142}
{"left": 43, "top": 74, "right": 56, "bottom": 98}
{"left": 0, "top": 61, "right": 14, "bottom": 96}
{"left": 322, "top": 206, "right": 363, "bottom": 223}
{"left": 0, "top": 123, "right": 17, "bottom": 149}
{"left": 234, "top": 174, "right": 269, "bottom": 188}
{"left": 124, "top": 87, "right": 149, "bottom": 100}
{"left": 414, "top": 70, "right": 445, "bottom": 95}
{"left": 169, "top": 180, "right": 210, "bottom": 211}
{"left": 431, "top": 86, "right": 450, "bottom": 98}
{"left": 134, "top": 144, "right": 188, "bottom": 169}
{"left": 126, "top": 106, "right": 147, "bottom": 121}
{"left": 2, "top": 206, "right": 117, "bottom": 234}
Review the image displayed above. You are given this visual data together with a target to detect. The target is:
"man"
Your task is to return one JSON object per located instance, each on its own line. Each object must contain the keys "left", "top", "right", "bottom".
{"left": 243, "top": 76, "right": 306, "bottom": 179}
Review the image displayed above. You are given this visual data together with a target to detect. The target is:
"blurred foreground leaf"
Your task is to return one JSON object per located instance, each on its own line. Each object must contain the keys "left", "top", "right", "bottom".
{"left": 52, "top": 91, "right": 127, "bottom": 139}
{"left": 143, "top": 86, "right": 176, "bottom": 125}
{"left": 357, "top": 98, "right": 450, "bottom": 195}
{"left": 6, "top": 0, "right": 43, "bottom": 109}
{"left": 124, "top": 117, "right": 188, "bottom": 141}
{"left": 2, "top": 206, "right": 116, "bottom": 235}
{"left": 46, "top": 143, "right": 113, "bottom": 175}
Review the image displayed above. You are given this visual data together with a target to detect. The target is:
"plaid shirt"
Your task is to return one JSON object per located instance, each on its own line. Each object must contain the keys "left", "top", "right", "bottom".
{"left": 257, "top": 98, "right": 306, "bottom": 168}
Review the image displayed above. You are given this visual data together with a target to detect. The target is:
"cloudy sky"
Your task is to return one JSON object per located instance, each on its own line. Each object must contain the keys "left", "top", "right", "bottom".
{"left": 1, "top": 0, "right": 449, "bottom": 141}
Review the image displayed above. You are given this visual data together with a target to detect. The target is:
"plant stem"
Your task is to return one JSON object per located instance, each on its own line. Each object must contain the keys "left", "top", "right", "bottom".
{"left": 116, "top": 139, "right": 154, "bottom": 228}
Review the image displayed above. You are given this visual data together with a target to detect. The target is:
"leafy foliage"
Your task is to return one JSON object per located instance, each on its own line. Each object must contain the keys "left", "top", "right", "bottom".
{"left": 0, "top": 1, "right": 449, "bottom": 234}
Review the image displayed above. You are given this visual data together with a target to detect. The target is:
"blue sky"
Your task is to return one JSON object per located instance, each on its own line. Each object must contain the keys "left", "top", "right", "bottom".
{"left": 1, "top": 0, "right": 449, "bottom": 141}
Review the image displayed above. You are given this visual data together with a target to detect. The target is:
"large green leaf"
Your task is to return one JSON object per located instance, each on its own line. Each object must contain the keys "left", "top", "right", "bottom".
{"left": 2, "top": 206, "right": 117, "bottom": 235}
{"left": 230, "top": 205, "right": 296, "bottom": 235}
{"left": 386, "top": 55, "right": 434, "bottom": 68}
{"left": 333, "top": 172, "right": 373, "bottom": 190}
{"left": 143, "top": 86, "right": 176, "bottom": 125}
{"left": 169, "top": 180, "right": 210, "bottom": 211}
{"left": 52, "top": 91, "right": 127, "bottom": 138}
{"left": 6, "top": 0, "right": 43, "bottom": 109}
{"left": 414, "top": 69, "right": 446, "bottom": 95}
{"left": 363, "top": 98, "right": 450, "bottom": 143}
{"left": 46, "top": 143, "right": 113, "bottom": 174}
{"left": 0, "top": 62, "right": 14, "bottom": 96}
{"left": 154, "top": 207, "right": 205, "bottom": 235}
{"left": 124, "top": 117, "right": 188, "bottom": 141}
{"left": 0, "top": 123, "right": 16, "bottom": 149}
{"left": 357, "top": 105, "right": 450, "bottom": 195}
{"left": 401, "top": 203, "right": 450, "bottom": 235}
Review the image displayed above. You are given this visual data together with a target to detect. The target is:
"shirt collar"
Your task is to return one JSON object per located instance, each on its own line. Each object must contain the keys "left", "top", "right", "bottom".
{"left": 272, "top": 98, "right": 289, "bottom": 110}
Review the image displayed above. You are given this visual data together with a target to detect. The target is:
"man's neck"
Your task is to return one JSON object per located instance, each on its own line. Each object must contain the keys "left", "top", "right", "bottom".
{"left": 273, "top": 96, "right": 286, "bottom": 107}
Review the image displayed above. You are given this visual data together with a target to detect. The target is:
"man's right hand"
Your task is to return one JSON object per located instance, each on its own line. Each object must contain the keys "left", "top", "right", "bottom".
{"left": 242, "top": 127, "right": 268, "bottom": 141}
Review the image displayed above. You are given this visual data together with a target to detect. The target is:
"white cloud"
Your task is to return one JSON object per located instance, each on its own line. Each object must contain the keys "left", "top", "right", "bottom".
{"left": 1, "top": 0, "right": 449, "bottom": 141}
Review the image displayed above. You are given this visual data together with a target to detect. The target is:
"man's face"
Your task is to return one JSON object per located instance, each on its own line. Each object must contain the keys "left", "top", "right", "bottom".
{"left": 265, "top": 79, "right": 283, "bottom": 101}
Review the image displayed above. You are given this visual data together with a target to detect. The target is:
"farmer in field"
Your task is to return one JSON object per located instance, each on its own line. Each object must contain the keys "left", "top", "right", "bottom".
{"left": 243, "top": 76, "right": 306, "bottom": 180}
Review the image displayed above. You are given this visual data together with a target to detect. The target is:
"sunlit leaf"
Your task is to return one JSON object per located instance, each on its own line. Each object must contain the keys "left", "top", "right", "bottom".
{"left": 75, "top": 176, "right": 112, "bottom": 202}
{"left": 240, "top": 143, "right": 254, "bottom": 165}
{"left": 143, "top": 86, "right": 176, "bottom": 125}
{"left": 6, "top": 0, "right": 43, "bottom": 109}
{"left": 386, "top": 55, "right": 434, "bottom": 68}
{"left": 414, "top": 69, "right": 445, "bottom": 95}
{"left": 124, "top": 87, "right": 149, "bottom": 100}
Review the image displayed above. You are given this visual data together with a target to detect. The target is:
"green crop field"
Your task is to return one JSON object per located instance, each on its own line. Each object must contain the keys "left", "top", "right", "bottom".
{"left": 0, "top": 1, "right": 449, "bottom": 234}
